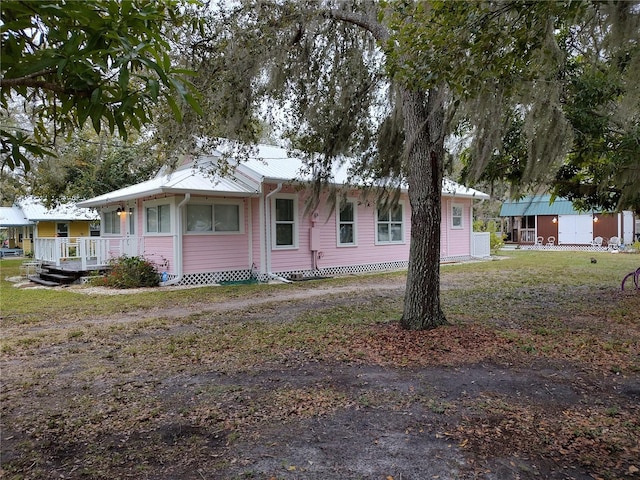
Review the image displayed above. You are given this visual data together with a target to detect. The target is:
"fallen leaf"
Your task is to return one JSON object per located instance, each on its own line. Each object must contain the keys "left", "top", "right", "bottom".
{"left": 629, "top": 465, "right": 639, "bottom": 474}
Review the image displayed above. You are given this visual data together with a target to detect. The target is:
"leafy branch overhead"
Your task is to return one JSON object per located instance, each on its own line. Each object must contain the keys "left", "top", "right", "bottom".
{"left": 0, "top": 0, "right": 202, "bottom": 171}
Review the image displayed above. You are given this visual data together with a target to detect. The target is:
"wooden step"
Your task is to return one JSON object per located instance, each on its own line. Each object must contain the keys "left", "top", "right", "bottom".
{"left": 39, "top": 272, "right": 79, "bottom": 284}
{"left": 28, "top": 275, "right": 61, "bottom": 287}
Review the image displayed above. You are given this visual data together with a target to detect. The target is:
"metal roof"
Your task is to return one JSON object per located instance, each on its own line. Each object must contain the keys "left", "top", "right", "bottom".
{"left": 77, "top": 164, "right": 261, "bottom": 208}
{"left": 17, "top": 197, "right": 100, "bottom": 221}
{"left": 0, "top": 206, "right": 32, "bottom": 226}
{"left": 237, "top": 144, "right": 489, "bottom": 199}
{"left": 499, "top": 195, "right": 592, "bottom": 216}
{"left": 78, "top": 143, "right": 489, "bottom": 207}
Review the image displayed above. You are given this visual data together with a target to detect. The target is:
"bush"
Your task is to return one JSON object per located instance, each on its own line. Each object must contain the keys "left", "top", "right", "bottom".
{"left": 99, "top": 255, "right": 160, "bottom": 289}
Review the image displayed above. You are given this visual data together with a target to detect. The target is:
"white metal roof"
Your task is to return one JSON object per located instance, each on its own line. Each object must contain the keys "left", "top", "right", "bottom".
{"left": 17, "top": 197, "right": 99, "bottom": 221}
{"left": 77, "top": 143, "right": 489, "bottom": 207}
{"left": 238, "top": 144, "right": 489, "bottom": 199}
{"left": 0, "top": 206, "right": 32, "bottom": 226}
{"left": 76, "top": 164, "right": 260, "bottom": 208}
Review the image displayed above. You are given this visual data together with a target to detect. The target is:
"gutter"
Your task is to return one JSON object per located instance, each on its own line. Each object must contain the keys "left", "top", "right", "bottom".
{"left": 264, "top": 183, "right": 291, "bottom": 283}
{"left": 162, "top": 193, "right": 190, "bottom": 286}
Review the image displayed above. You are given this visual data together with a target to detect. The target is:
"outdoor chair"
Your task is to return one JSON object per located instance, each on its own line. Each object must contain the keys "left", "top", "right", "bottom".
{"left": 546, "top": 236, "right": 555, "bottom": 248}
{"left": 590, "top": 236, "right": 603, "bottom": 248}
{"left": 608, "top": 236, "right": 621, "bottom": 251}
{"left": 534, "top": 236, "right": 544, "bottom": 248}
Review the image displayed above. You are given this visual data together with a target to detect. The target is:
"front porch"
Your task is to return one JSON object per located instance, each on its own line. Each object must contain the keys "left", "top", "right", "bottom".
{"left": 34, "top": 237, "right": 145, "bottom": 272}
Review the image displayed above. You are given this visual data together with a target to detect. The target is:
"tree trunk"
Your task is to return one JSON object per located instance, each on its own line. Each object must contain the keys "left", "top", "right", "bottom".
{"left": 400, "top": 88, "right": 448, "bottom": 330}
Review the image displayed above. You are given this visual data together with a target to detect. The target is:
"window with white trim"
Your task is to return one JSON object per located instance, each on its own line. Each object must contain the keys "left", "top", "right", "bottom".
{"left": 376, "top": 203, "right": 404, "bottom": 244}
{"left": 103, "top": 210, "right": 121, "bottom": 235}
{"left": 452, "top": 203, "right": 463, "bottom": 229}
{"left": 272, "top": 195, "right": 298, "bottom": 248}
{"left": 337, "top": 199, "right": 356, "bottom": 246}
{"left": 146, "top": 203, "right": 171, "bottom": 233}
{"left": 186, "top": 202, "right": 242, "bottom": 233}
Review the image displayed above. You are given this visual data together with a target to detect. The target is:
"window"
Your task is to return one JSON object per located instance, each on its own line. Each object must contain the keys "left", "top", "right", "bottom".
{"left": 186, "top": 202, "right": 242, "bottom": 233}
{"left": 146, "top": 204, "right": 171, "bottom": 233}
{"left": 56, "top": 222, "right": 69, "bottom": 237}
{"left": 103, "top": 211, "right": 121, "bottom": 235}
{"left": 272, "top": 196, "right": 297, "bottom": 248}
{"left": 90, "top": 222, "right": 101, "bottom": 237}
{"left": 377, "top": 203, "right": 404, "bottom": 244}
{"left": 452, "top": 204, "right": 463, "bottom": 229}
{"left": 337, "top": 199, "right": 356, "bottom": 246}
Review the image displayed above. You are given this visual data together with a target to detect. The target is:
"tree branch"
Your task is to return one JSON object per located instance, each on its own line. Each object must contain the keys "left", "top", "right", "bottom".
{"left": 324, "top": 9, "right": 389, "bottom": 42}
{"left": 0, "top": 77, "right": 91, "bottom": 97}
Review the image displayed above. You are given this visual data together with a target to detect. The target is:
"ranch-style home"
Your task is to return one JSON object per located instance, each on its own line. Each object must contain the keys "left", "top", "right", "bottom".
{"left": 500, "top": 194, "right": 637, "bottom": 248}
{"left": 57, "top": 144, "right": 489, "bottom": 285}
{"left": 0, "top": 197, "right": 99, "bottom": 257}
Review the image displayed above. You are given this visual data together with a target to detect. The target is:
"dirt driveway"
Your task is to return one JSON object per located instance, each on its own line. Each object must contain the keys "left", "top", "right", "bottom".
{"left": 1, "top": 272, "right": 639, "bottom": 480}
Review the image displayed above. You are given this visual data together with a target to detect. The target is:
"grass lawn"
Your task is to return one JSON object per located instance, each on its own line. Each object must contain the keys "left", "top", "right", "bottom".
{"left": 1, "top": 251, "right": 639, "bottom": 479}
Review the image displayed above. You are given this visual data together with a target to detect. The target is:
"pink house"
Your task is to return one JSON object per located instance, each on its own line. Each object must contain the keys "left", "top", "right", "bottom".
{"left": 76, "top": 144, "right": 490, "bottom": 285}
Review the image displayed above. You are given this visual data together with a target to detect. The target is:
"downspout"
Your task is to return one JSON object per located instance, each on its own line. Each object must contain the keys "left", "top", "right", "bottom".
{"left": 162, "top": 193, "right": 190, "bottom": 286}
{"left": 264, "top": 183, "right": 292, "bottom": 283}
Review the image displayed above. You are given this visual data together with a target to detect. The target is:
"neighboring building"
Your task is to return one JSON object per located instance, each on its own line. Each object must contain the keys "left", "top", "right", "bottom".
{"left": 68, "top": 144, "right": 490, "bottom": 285}
{"left": 500, "top": 194, "right": 636, "bottom": 247}
{"left": 0, "top": 197, "right": 99, "bottom": 255}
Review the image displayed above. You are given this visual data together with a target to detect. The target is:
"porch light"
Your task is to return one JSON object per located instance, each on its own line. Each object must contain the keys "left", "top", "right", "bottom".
{"left": 116, "top": 207, "right": 124, "bottom": 216}
{"left": 552, "top": 217, "right": 557, "bottom": 224}
{"left": 593, "top": 215, "right": 599, "bottom": 223}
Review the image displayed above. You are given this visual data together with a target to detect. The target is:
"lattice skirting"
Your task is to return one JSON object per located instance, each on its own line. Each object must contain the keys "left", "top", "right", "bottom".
{"left": 520, "top": 245, "right": 617, "bottom": 252}
{"left": 174, "top": 257, "right": 476, "bottom": 286}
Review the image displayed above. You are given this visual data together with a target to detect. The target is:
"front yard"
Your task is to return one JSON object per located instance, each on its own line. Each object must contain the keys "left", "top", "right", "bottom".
{"left": 1, "top": 251, "right": 639, "bottom": 479}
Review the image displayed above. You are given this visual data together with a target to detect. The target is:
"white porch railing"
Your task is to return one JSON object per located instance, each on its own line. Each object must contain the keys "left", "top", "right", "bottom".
{"left": 34, "top": 237, "right": 145, "bottom": 270}
{"left": 519, "top": 229, "right": 536, "bottom": 243}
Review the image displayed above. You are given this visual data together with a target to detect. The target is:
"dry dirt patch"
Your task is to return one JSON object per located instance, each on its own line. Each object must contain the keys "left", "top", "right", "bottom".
{"left": 1, "top": 269, "right": 639, "bottom": 480}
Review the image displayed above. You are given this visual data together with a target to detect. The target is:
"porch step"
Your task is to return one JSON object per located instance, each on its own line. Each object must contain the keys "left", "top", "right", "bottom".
{"left": 27, "top": 275, "right": 61, "bottom": 287}
{"left": 39, "top": 272, "right": 79, "bottom": 285}
{"left": 28, "top": 265, "right": 86, "bottom": 286}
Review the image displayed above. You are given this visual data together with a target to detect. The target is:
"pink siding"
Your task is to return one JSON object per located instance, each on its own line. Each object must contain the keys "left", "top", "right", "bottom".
{"left": 250, "top": 197, "right": 263, "bottom": 271}
{"left": 182, "top": 198, "right": 253, "bottom": 273}
{"left": 441, "top": 197, "right": 472, "bottom": 258}
{"left": 128, "top": 188, "right": 476, "bottom": 279}
{"left": 269, "top": 185, "right": 316, "bottom": 272}
{"left": 183, "top": 234, "right": 250, "bottom": 272}
{"left": 143, "top": 237, "right": 175, "bottom": 273}
{"left": 315, "top": 196, "right": 411, "bottom": 270}
{"left": 268, "top": 187, "right": 411, "bottom": 273}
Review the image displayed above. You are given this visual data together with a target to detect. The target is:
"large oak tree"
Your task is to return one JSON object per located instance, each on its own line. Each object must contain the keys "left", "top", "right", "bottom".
{"left": 167, "top": 0, "right": 638, "bottom": 330}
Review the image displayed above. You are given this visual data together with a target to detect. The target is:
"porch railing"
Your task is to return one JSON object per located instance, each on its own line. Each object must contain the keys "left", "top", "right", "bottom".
{"left": 34, "top": 237, "right": 145, "bottom": 270}
{"left": 519, "top": 228, "right": 536, "bottom": 243}
{"left": 471, "top": 232, "right": 491, "bottom": 258}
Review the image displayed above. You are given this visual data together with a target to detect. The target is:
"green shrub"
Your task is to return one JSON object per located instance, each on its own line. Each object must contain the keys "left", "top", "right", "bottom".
{"left": 98, "top": 255, "right": 160, "bottom": 289}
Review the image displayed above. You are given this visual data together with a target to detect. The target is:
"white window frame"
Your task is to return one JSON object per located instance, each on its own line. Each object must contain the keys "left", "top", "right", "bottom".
{"left": 271, "top": 194, "right": 298, "bottom": 249}
{"left": 375, "top": 201, "right": 405, "bottom": 245}
{"left": 144, "top": 199, "right": 172, "bottom": 235}
{"left": 336, "top": 197, "right": 357, "bottom": 247}
{"left": 185, "top": 199, "right": 244, "bottom": 235}
{"left": 102, "top": 209, "right": 121, "bottom": 235}
{"left": 452, "top": 203, "right": 464, "bottom": 229}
